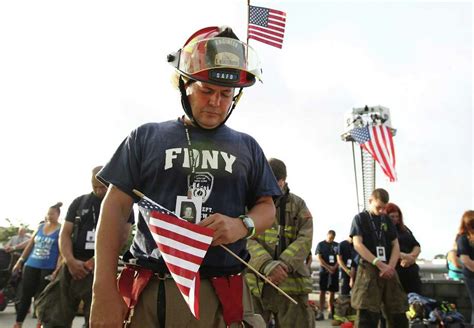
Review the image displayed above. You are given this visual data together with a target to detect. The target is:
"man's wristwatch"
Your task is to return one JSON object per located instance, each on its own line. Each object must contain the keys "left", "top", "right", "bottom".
{"left": 238, "top": 215, "right": 256, "bottom": 239}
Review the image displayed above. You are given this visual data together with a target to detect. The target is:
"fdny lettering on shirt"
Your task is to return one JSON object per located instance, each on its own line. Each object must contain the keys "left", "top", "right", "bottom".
{"left": 164, "top": 148, "right": 236, "bottom": 173}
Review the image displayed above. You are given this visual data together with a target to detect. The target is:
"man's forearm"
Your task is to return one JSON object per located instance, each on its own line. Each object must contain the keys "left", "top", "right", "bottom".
{"left": 247, "top": 196, "right": 275, "bottom": 234}
{"left": 94, "top": 206, "right": 128, "bottom": 288}
{"left": 353, "top": 237, "right": 377, "bottom": 263}
{"left": 388, "top": 240, "right": 400, "bottom": 268}
{"left": 59, "top": 233, "right": 75, "bottom": 263}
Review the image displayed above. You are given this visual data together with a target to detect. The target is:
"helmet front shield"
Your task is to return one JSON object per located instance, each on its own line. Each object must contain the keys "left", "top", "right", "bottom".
{"left": 169, "top": 37, "right": 262, "bottom": 87}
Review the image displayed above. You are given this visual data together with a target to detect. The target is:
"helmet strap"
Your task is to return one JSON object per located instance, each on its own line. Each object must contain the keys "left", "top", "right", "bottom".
{"left": 219, "top": 88, "right": 243, "bottom": 127}
{"left": 178, "top": 75, "right": 244, "bottom": 130}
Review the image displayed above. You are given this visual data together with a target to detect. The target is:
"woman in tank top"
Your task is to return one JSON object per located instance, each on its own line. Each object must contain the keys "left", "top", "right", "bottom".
{"left": 12, "top": 202, "right": 63, "bottom": 328}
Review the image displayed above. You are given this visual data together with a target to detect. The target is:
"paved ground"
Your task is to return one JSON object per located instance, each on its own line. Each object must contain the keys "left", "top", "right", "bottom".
{"left": 0, "top": 304, "right": 85, "bottom": 328}
{"left": 0, "top": 303, "right": 335, "bottom": 327}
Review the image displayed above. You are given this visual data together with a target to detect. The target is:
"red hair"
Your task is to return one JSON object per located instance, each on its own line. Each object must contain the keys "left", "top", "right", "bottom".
{"left": 385, "top": 202, "right": 407, "bottom": 232}
{"left": 457, "top": 210, "right": 474, "bottom": 239}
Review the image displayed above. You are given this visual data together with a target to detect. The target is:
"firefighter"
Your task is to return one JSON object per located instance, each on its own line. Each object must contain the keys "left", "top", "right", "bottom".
{"left": 90, "top": 26, "right": 281, "bottom": 327}
{"left": 246, "top": 158, "right": 315, "bottom": 327}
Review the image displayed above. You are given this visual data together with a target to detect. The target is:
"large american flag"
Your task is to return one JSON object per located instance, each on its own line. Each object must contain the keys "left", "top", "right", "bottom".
{"left": 137, "top": 196, "right": 214, "bottom": 319}
{"left": 248, "top": 5, "right": 286, "bottom": 49}
{"left": 350, "top": 125, "right": 397, "bottom": 182}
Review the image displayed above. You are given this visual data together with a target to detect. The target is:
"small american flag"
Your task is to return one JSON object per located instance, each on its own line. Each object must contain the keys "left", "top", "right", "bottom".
{"left": 350, "top": 125, "right": 397, "bottom": 182}
{"left": 137, "top": 196, "right": 214, "bottom": 319}
{"left": 248, "top": 5, "right": 286, "bottom": 49}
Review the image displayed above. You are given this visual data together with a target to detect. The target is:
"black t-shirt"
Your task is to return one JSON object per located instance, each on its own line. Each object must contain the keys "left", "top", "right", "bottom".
{"left": 457, "top": 234, "right": 474, "bottom": 278}
{"left": 338, "top": 240, "right": 358, "bottom": 269}
{"left": 65, "top": 193, "right": 134, "bottom": 260}
{"left": 350, "top": 211, "right": 397, "bottom": 262}
{"left": 397, "top": 226, "right": 420, "bottom": 254}
{"left": 315, "top": 240, "right": 339, "bottom": 272}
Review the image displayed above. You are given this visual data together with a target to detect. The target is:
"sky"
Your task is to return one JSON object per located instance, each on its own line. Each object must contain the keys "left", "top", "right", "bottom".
{"left": 0, "top": 1, "right": 472, "bottom": 259}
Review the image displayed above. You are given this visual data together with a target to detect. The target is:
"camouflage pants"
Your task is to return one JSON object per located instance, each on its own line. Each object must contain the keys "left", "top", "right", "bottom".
{"left": 351, "top": 261, "right": 408, "bottom": 328}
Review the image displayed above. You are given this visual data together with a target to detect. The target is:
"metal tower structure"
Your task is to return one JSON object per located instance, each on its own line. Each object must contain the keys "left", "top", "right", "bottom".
{"left": 341, "top": 105, "right": 396, "bottom": 211}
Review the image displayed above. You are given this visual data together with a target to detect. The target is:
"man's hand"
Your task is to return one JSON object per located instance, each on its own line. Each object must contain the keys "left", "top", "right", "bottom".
{"left": 376, "top": 261, "right": 396, "bottom": 279}
{"left": 199, "top": 213, "right": 247, "bottom": 246}
{"left": 66, "top": 258, "right": 91, "bottom": 280}
{"left": 267, "top": 263, "right": 289, "bottom": 285}
{"left": 90, "top": 287, "right": 128, "bottom": 328}
{"left": 4, "top": 246, "right": 12, "bottom": 253}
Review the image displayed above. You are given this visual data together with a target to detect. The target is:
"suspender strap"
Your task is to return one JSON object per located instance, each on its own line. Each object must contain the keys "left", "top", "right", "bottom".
{"left": 276, "top": 193, "right": 289, "bottom": 259}
{"left": 118, "top": 265, "right": 153, "bottom": 327}
{"left": 210, "top": 275, "right": 244, "bottom": 326}
{"left": 157, "top": 278, "right": 166, "bottom": 328}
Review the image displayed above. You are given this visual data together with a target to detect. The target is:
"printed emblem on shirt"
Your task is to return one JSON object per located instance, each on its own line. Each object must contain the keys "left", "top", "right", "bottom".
{"left": 188, "top": 172, "right": 214, "bottom": 203}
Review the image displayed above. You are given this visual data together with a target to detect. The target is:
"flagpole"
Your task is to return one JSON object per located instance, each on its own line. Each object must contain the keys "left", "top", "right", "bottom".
{"left": 220, "top": 244, "right": 298, "bottom": 305}
{"left": 132, "top": 189, "right": 298, "bottom": 304}
{"left": 246, "top": 0, "right": 250, "bottom": 45}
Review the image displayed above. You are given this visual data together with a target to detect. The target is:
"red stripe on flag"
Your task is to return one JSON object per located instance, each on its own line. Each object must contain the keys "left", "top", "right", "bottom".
{"left": 249, "top": 25, "right": 284, "bottom": 38}
{"left": 158, "top": 244, "right": 205, "bottom": 266}
{"left": 248, "top": 35, "right": 283, "bottom": 48}
{"left": 371, "top": 127, "right": 395, "bottom": 181}
{"left": 194, "top": 274, "right": 200, "bottom": 319}
{"left": 268, "top": 19, "right": 286, "bottom": 28}
{"left": 165, "top": 262, "right": 196, "bottom": 280}
{"left": 269, "top": 8, "right": 286, "bottom": 16}
{"left": 150, "top": 211, "right": 214, "bottom": 237}
{"left": 248, "top": 28, "right": 284, "bottom": 43}
{"left": 268, "top": 14, "right": 286, "bottom": 23}
{"left": 265, "top": 23, "right": 285, "bottom": 33}
{"left": 175, "top": 282, "right": 191, "bottom": 298}
{"left": 363, "top": 142, "right": 392, "bottom": 181}
{"left": 148, "top": 224, "right": 212, "bottom": 251}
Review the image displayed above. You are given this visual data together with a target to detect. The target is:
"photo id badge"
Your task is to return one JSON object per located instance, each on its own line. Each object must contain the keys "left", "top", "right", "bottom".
{"left": 85, "top": 230, "right": 95, "bottom": 250}
{"left": 175, "top": 195, "right": 202, "bottom": 224}
{"left": 329, "top": 255, "right": 335, "bottom": 264}
{"left": 86, "top": 230, "right": 95, "bottom": 242}
{"left": 376, "top": 246, "right": 386, "bottom": 261}
{"left": 347, "top": 259, "right": 352, "bottom": 268}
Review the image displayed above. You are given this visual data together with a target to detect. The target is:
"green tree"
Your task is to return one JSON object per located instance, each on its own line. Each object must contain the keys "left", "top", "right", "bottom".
{"left": 0, "top": 218, "right": 31, "bottom": 245}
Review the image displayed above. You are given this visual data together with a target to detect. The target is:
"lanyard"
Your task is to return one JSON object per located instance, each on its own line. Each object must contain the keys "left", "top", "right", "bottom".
{"left": 92, "top": 203, "right": 97, "bottom": 227}
{"left": 367, "top": 211, "right": 385, "bottom": 246}
{"left": 183, "top": 118, "right": 198, "bottom": 197}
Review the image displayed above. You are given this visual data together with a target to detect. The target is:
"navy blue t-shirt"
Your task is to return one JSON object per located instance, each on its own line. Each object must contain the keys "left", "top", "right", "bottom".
{"left": 457, "top": 234, "right": 474, "bottom": 278}
{"left": 350, "top": 211, "right": 397, "bottom": 262}
{"left": 315, "top": 240, "right": 339, "bottom": 273}
{"left": 338, "top": 240, "right": 358, "bottom": 269}
{"left": 97, "top": 119, "right": 281, "bottom": 276}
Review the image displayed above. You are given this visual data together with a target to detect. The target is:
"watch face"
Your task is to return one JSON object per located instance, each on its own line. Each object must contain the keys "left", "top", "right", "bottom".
{"left": 243, "top": 216, "right": 254, "bottom": 229}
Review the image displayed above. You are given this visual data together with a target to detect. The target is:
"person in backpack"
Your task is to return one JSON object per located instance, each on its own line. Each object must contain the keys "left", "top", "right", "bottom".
{"left": 349, "top": 188, "right": 408, "bottom": 328}
{"left": 41, "top": 166, "right": 134, "bottom": 328}
{"left": 11, "top": 202, "right": 63, "bottom": 328}
{"left": 246, "top": 158, "right": 314, "bottom": 327}
{"left": 90, "top": 26, "right": 281, "bottom": 327}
